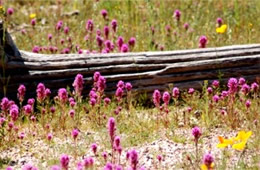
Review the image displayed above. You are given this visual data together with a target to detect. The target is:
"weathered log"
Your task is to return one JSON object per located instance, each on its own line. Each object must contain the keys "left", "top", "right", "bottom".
{"left": 0, "top": 26, "right": 259, "bottom": 99}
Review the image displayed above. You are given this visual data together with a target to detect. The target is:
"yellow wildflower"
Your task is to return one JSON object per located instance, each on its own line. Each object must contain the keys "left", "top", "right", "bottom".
{"left": 217, "top": 131, "right": 252, "bottom": 151}
{"left": 216, "top": 24, "right": 227, "bottom": 34}
{"left": 217, "top": 136, "right": 234, "bottom": 148}
{"left": 201, "top": 163, "right": 214, "bottom": 170}
{"left": 30, "top": 13, "right": 36, "bottom": 19}
{"left": 0, "top": 5, "right": 4, "bottom": 12}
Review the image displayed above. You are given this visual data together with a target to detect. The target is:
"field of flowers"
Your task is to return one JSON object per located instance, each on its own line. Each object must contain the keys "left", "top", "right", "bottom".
{"left": 1, "top": 0, "right": 260, "bottom": 170}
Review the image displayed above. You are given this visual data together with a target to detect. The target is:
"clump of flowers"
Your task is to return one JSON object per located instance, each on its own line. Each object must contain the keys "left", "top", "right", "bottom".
{"left": 217, "top": 130, "right": 252, "bottom": 151}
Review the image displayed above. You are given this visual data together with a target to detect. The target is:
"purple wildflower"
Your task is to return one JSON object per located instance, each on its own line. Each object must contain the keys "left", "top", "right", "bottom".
{"left": 172, "top": 87, "right": 180, "bottom": 99}
{"left": 121, "top": 44, "right": 129, "bottom": 53}
{"left": 60, "top": 154, "right": 70, "bottom": 170}
{"left": 162, "top": 91, "right": 170, "bottom": 105}
{"left": 199, "top": 35, "right": 207, "bottom": 48}
{"left": 64, "top": 26, "right": 69, "bottom": 34}
{"left": 104, "top": 26, "right": 109, "bottom": 39}
{"left": 7, "top": 8, "right": 14, "bottom": 15}
{"left": 192, "top": 126, "right": 202, "bottom": 141}
{"left": 71, "top": 129, "right": 79, "bottom": 140}
{"left": 111, "top": 19, "right": 117, "bottom": 32}
{"left": 245, "top": 99, "right": 251, "bottom": 109}
{"left": 125, "top": 82, "right": 132, "bottom": 91}
{"left": 86, "top": 19, "right": 94, "bottom": 32}
{"left": 216, "top": 17, "right": 223, "bottom": 27}
{"left": 174, "top": 9, "right": 181, "bottom": 21}
{"left": 203, "top": 153, "right": 214, "bottom": 169}
{"left": 73, "top": 74, "right": 84, "bottom": 96}
{"left": 108, "top": 117, "right": 116, "bottom": 143}
{"left": 117, "top": 80, "right": 125, "bottom": 89}
{"left": 128, "top": 37, "right": 136, "bottom": 47}
{"left": 227, "top": 78, "right": 238, "bottom": 94}
{"left": 212, "top": 95, "right": 220, "bottom": 103}
{"left": 58, "top": 88, "right": 68, "bottom": 104}
{"left": 101, "top": 9, "right": 108, "bottom": 19}
{"left": 153, "top": 90, "right": 161, "bottom": 107}
{"left": 91, "top": 143, "right": 98, "bottom": 154}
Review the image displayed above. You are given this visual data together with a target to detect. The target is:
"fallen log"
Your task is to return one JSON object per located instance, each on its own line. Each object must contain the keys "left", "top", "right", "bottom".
{"left": 0, "top": 21, "right": 259, "bottom": 99}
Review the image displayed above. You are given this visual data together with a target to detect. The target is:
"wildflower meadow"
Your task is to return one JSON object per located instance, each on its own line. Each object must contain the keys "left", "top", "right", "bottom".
{"left": 0, "top": 0, "right": 260, "bottom": 170}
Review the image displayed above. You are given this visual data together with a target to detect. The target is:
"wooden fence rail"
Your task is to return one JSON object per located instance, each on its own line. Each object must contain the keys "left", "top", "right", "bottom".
{"left": 0, "top": 22, "right": 259, "bottom": 99}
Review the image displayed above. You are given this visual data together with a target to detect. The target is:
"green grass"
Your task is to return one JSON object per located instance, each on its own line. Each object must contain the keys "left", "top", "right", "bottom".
{"left": 2, "top": 0, "right": 260, "bottom": 53}
{"left": 0, "top": 0, "right": 260, "bottom": 169}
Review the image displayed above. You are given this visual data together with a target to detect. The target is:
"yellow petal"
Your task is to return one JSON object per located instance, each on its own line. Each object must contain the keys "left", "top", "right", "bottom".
{"left": 218, "top": 136, "right": 225, "bottom": 143}
{"left": 217, "top": 143, "right": 228, "bottom": 148}
{"left": 243, "top": 131, "right": 252, "bottom": 141}
{"left": 216, "top": 24, "right": 227, "bottom": 34}
{"left": 217, "top": 136, "right": 234, "bottom": 148}
{"left": 232, "top": 141, "right": 246, "bottom": 151}
{"left": 235, "top": 131, "right": 252, "bottom": 142}
{"left": 30, "top": 13, "right": 36, "bottom": 19}
{"left": 201, "top": 164, "right": 208, "bottom": 170}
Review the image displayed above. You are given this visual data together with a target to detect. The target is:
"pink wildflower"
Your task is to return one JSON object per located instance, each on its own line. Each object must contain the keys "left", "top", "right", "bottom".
{"left": 31, "top": 19, "right": 36, "bottom": 26}
{"left": 111, "top": 19, "right": 117, "bottom": 32}
{"left": 117, "top": 36, "right": 124, "bottom": 50}
{"left": 117, "top": 80, "right": 125, "bottom": 89}
{"left": 128, "top": 37, "right": 136, "bottom": 47}
{"left": 91, "top": 143, "right": 98, "bottom": 154}
{"left": 108, "top": 117, "right": 116, "bottom": 143}
{"left": 188, "top": 88, "right": 195, "bottom": 95}
{"left": 227, "top": 78, "right": 238, "bottom": 94}
{"left": 125, "top": 82, "right": 132, "bottom": 91}
{"left": 212, "top": 95, "right": 220, "bottom": 103}
{"left": 162, "top": 91, "right": 170, "bottom": 105}
{"left": 7, "top": 8, "right": 14, "bottom": 15}
{"left": 23, "top": 104, "right": 32, "bottom": 116}
{"left": 58, "top": 88, "right": 68, "bottom": 104}
{"left": 203, "top": 152, "right": 214, "bottom": 169}
{"left": 86, "top": 19, "right": 94, "bottom": 32}
{"left": 60, "top": 154, "right": 70, "bottom": 170}
{"left": 115, "top": 87, "right": 123, "bottom": 101}
{"left": 71, "top": 129, "right": 79, "bottom": 140}
{"left": 1, "top": 97, "right": 9, "bottom": 112}
{"left": 174, "top": 9, "right": 181, "bottom": 21}
{"left": 101, "top": 9, "right": 108, "bottom": 19}
{"left": 216, "top": 17, "right": 223, "bottom": 27}
{"left": 104, "top": 26, "right": 109, "bottom": 39}
{"left": 199, "top": 35, "right": 207, "bottom": 48}
{"left": 245, "top": 99, "right": 251, "bottom": 109}
{"left": 153, "top": 90, "right": 161, "bottom": 107}
{"left": 36, "top": 83, "right": 46, "bottom": 102}
{"left": 47, "top": 133, "right": 53, "bottom": 141}
{"left": 73, "top": 74, "right": 84, "bottom": 96}
{"left": 192, "top": 126, "right": 202, "bottom": 141}
{"left": 251, "top": 82, "right": 259, "bottom": 92}
{"left": 64, "top": 26, "right": 69, "bottom": 34}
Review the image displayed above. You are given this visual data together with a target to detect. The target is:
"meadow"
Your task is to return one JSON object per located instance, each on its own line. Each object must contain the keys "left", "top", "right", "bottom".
{"left": 0, "top": 0, "right": 260, "bottom": 169}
